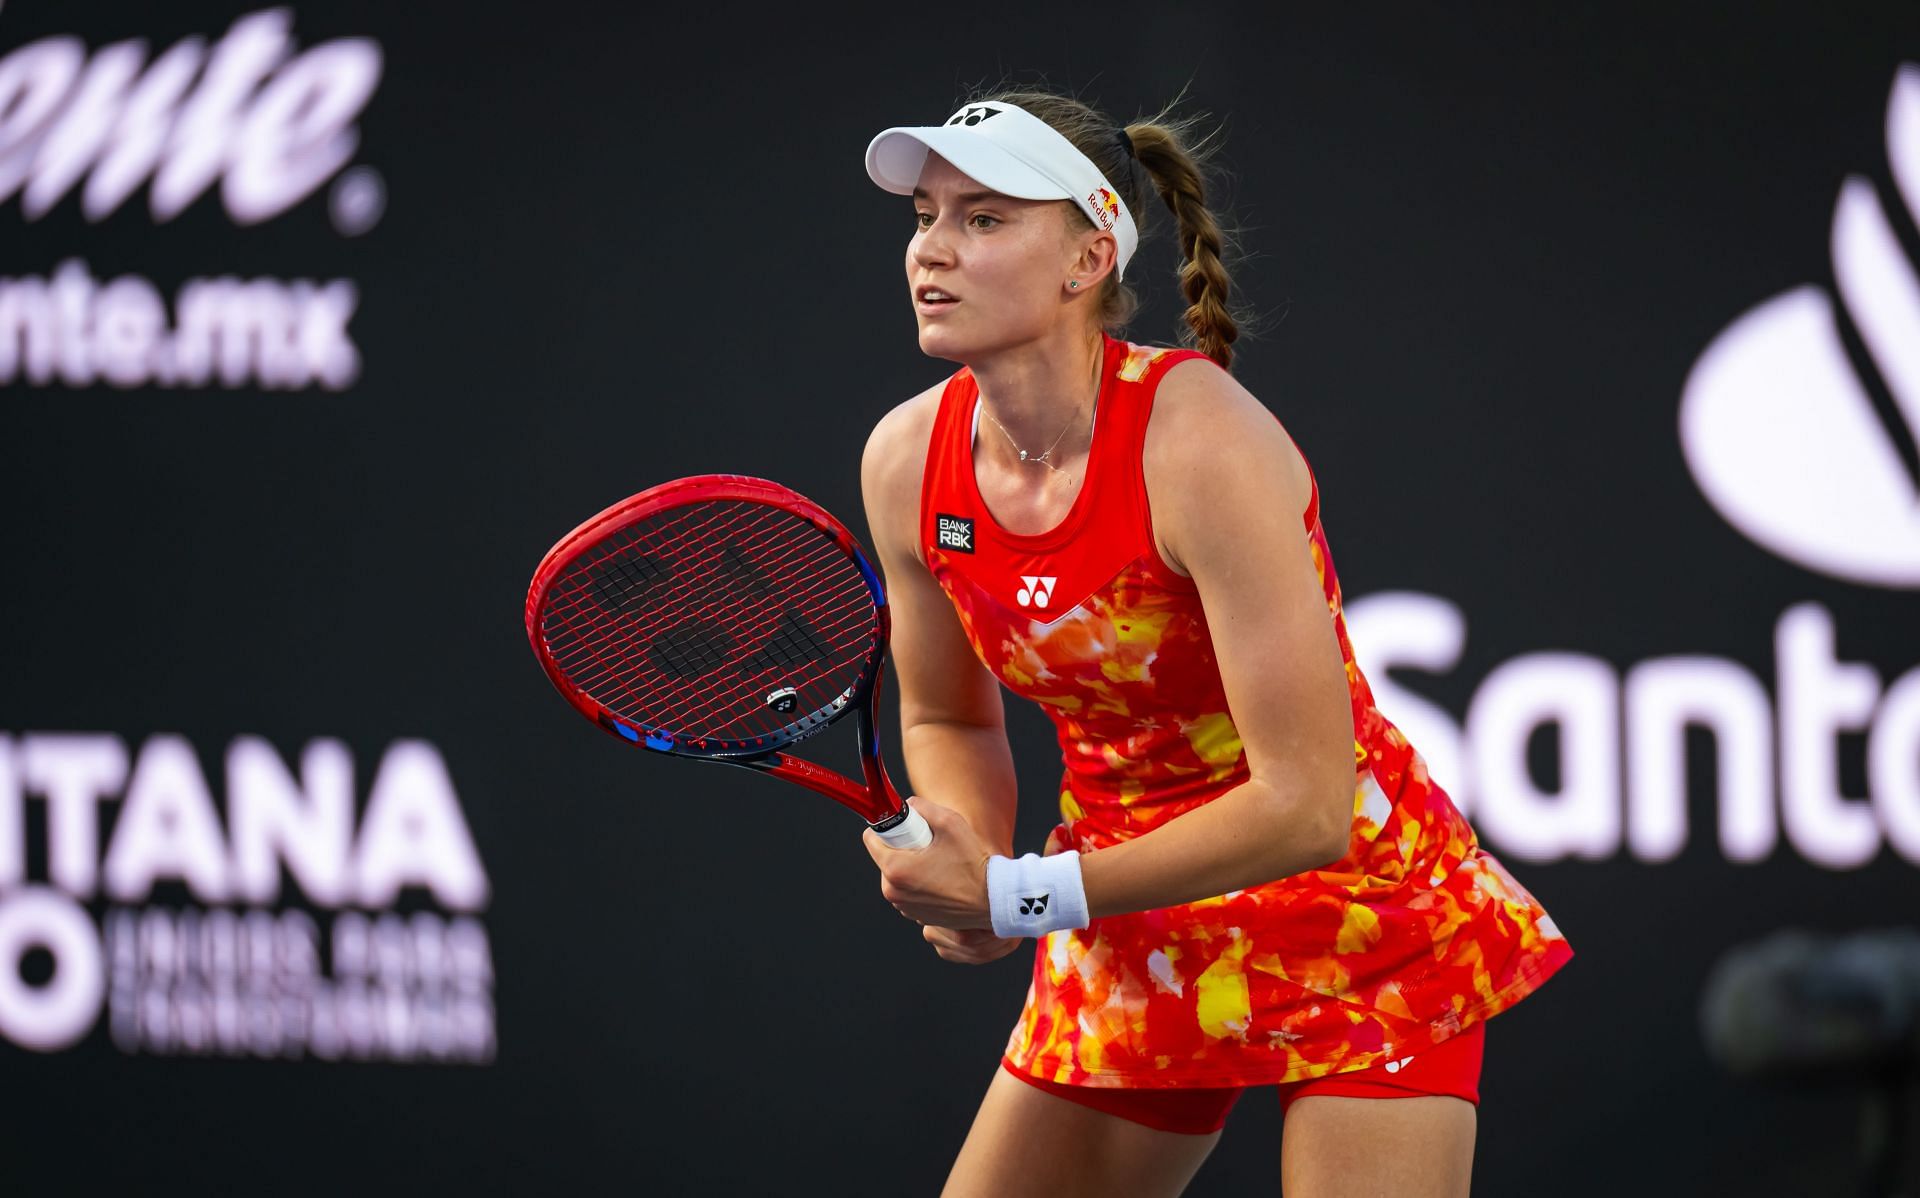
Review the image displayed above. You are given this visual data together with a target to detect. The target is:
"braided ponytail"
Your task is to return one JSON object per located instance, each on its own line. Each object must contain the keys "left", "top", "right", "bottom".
{"left": 1124, "top": 122, "right": 1238, "bottom": 370}
{"left": 974, "top": 86, "right": 1242, "bottom": 371}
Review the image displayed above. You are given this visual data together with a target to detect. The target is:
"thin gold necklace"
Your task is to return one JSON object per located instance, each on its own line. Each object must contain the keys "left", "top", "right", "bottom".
{"left": 981, "top": 343, "right": 1102, "bottom": 486}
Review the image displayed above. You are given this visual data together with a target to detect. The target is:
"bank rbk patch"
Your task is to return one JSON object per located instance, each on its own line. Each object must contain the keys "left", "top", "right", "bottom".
{"left": 937, "top": 514, "right": 975, "bottom": 553}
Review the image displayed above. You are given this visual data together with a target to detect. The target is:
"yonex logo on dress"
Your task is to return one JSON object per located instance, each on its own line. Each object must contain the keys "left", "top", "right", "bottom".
{"left": 947, "top": 106, "right": 1002, "bottom": 127}
{"left": 1016, "top": 576, "right": 1057, "bottom": 608}
{"left": 1019, "top": 893, "right": 1050, "bottom": 915}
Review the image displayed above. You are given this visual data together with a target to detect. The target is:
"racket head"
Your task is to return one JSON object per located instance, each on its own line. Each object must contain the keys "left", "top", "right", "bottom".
{"left": 525, "top": 475, "right": 890, "bottom": 761}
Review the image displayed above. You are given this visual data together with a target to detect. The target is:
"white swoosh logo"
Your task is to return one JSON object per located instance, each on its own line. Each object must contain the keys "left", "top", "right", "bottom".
{"left": 1680, "top": 63, "right": 1920, "bottom": 588}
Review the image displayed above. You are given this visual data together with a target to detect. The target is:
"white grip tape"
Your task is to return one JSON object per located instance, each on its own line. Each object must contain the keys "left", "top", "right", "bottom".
{"left": 873, "top": 806, "right": 933, "bottom": 850}
{"left": 987, "top": 851, "right": 1090, "bottom": 939}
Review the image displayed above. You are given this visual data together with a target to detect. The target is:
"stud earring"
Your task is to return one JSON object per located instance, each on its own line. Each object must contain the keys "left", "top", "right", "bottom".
{"left": 1069, "top": 281, "right": 1080, "bottom": 289}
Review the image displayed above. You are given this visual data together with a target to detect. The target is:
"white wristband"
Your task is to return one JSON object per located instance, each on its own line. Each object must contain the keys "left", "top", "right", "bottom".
{"left": 986, "top": 851, "right": 1090, "bottom": 939}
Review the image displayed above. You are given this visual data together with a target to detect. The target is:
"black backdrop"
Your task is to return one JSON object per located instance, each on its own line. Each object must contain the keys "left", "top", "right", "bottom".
{"left": 3, "top": 2, "right": 1919, "bottom": 1193}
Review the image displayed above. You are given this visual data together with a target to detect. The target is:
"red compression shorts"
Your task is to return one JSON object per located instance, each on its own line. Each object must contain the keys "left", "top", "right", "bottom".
{"left": 1000, "top": 1020, "right": 1485, "bottom": 1136}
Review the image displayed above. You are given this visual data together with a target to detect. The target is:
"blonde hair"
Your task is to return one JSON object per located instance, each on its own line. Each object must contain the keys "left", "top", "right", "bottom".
{"left": 974, "top": 86, "right": 1242, "bottom": 370}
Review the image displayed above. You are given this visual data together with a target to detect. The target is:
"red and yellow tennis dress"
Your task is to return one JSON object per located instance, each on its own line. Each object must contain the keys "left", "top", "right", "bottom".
{"left": 918, "top": 334, "right": 1573, "bottom": 1090}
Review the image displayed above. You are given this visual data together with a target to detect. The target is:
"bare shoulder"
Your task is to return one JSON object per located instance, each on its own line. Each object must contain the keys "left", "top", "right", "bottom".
{"left": 1143, "top": 358, "right": 1313, "bottom": 574}
{"left": 860, "top": 379, "right": 947, "bottom": 562}
{"left": 1145, "top": 358, "right": 1307, "bottom": 487}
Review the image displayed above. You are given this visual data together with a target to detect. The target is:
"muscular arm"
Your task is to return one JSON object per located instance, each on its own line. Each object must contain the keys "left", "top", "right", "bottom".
{"left": 860, "top": 389, "right": 1019, "bottom": 859}
{"left": 1076, "top": 361, "right": 1356, "bottom": 917}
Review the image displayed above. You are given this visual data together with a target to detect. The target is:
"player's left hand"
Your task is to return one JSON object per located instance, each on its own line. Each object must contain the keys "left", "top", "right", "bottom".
{"left": 863, "top": 797, "right": 994, "bottom": 930}
{"left": 922, "top": 925, "right": 1024, "bottom": 964}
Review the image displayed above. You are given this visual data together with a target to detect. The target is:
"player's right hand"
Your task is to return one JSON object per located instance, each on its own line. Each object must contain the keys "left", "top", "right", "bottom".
{"left": 923, "top": 925, "right": 1023, "bottom": 965}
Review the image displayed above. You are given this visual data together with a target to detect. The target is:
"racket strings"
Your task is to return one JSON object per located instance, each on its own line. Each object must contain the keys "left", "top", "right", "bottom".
{"left": 553, "top": 562, "right": 862, "bottom": 733}
{"left": 742, "top": 610, "right": 835, "bottom": 672}
{"left": 588, "top": 552, "right": 672, "bottom": 615}
{"left": 550, "top": 506, "right": 866, "bottom": 693}
{"left": 547, "top": 505, "right": 815, "bottom": 683}
{"left": 631, "top": 535, "right": 874, "bottom": 733}
{"left": 646, "top": 618, "right": 738, "bottom": 681}
{"left": 539, "top": 500, "right": 878, "bottom": 743}
{"left": 549, "top": 501, "right": 780, "bottom": 663}
{"left": 547, "top": 502, "right": 823, "bottom": 678}
{"left": 610, "top": 569, "right": 872, "bottom": 736}
{"left": 560, "top": 556, "right": 867, "bottom": 727}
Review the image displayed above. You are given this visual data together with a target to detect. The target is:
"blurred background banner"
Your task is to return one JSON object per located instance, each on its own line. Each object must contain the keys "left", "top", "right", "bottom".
{"left": 2, "top": 2, "right": 1917, "bottom": 1193}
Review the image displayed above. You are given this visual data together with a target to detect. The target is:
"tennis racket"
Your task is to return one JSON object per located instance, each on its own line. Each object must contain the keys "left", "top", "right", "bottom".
{"left": 524, "top": 474, "right": 932, "bottom": 850}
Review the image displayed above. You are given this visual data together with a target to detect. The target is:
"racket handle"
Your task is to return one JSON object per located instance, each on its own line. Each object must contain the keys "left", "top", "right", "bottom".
{"left": 872, "top": 805, "right": 933, "bottom": 851}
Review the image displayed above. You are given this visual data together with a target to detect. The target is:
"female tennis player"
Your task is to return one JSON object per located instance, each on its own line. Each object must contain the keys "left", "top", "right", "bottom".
{"left": 857, "top": 88, "right": 1573, "bottom": 1197}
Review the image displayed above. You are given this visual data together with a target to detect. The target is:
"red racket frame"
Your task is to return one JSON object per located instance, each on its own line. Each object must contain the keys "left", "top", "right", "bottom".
{"left": 525, "top": 474, "right": 910, "bottom": 829}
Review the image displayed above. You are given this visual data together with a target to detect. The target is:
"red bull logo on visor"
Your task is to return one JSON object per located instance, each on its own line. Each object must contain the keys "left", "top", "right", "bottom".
{"left": 1087, "top": 187, "right": 1121, "bottom": 231}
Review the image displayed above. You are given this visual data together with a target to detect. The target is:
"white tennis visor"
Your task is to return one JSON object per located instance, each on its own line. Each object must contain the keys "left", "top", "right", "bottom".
{"left": 865, "top": 100, "right": 1141, "bottom": 280}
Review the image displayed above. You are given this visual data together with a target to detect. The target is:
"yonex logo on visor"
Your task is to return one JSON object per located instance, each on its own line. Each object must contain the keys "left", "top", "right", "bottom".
{"left": 865, "top": 100, "right": 1141, "bottom": 279}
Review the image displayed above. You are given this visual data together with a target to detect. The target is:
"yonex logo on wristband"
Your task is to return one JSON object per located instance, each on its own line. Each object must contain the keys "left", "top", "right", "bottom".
{"left": 936, "top": 514, "right": 975, "bottom": 552}
{"left": 988, "top": 851, "right": 1087, "bottom": 938}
